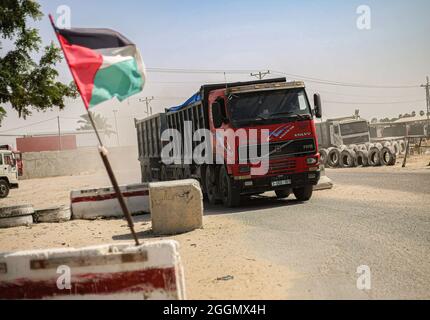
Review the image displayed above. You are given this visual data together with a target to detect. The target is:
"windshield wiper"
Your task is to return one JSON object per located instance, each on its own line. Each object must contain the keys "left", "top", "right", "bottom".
{"left": 270, "top": 112, "right": 309, "bottom": 120}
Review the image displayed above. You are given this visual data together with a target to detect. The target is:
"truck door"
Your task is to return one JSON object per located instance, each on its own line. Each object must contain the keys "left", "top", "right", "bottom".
{"left": 0, "top": 154, "right": 5, "bottom": 176}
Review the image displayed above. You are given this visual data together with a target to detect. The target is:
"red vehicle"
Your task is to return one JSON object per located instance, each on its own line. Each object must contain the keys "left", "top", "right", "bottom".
{"left": 135, "top": 78, "right": 322, "bottom": 207}
{"left": 0, "top": 145, "right": 23, "bottom": 177}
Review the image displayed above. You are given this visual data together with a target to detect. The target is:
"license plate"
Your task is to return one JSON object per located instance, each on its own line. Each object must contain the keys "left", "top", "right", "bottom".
{"left": 272, "top": 179, "right": 291, "bottom": 187}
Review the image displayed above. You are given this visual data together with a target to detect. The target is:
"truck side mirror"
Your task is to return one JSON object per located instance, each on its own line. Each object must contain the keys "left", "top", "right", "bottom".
{"left": 212, "top": 101, "right": 224, "bottom": 128}
{"left": 314, "top": 93, "right": 322, "bottom": 119}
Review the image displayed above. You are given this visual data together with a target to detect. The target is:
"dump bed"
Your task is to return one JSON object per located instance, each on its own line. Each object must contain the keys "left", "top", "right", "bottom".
{"left": 135, "top": 114, "right": 167, "bottom": 160}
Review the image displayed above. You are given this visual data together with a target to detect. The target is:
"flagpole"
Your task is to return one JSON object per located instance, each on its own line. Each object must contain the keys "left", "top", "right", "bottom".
{"left": 48, "top": 14, "right": 140, "bottom": 246}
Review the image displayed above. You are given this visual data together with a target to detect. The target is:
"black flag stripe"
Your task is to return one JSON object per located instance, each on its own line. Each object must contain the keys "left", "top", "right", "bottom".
{"left": 57, "top": 28, "right": 133, "bottom": 49}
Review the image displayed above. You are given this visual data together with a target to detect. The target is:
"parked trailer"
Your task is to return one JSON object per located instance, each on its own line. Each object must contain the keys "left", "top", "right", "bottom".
{"left": 135, "top": 78, "right": 323, "bottom": 207}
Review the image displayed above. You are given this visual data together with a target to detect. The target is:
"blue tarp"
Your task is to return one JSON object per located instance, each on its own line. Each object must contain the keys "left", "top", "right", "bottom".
{"left": 167, "top": 92, "right": 202, "bottom": 113}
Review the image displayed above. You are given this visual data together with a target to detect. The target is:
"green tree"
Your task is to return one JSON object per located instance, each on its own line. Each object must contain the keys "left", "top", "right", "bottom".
{"left": 77, "top": 112, "right": 115, "bottom": 137}
{"left": 0, "top": 0, "right": 77, "bottom": 125}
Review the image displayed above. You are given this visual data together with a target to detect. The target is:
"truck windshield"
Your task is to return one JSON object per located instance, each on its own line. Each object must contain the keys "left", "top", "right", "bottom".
{"left": 340, "top": 122, "right": 369, "bottom": 135}
{"left": 228, "top": 88, "right": 311, "bottom": 126}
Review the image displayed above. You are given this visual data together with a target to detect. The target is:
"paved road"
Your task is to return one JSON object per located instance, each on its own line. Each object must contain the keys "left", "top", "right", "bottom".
{"left": 206, "top": 169, "right": 430, "bottom": 299}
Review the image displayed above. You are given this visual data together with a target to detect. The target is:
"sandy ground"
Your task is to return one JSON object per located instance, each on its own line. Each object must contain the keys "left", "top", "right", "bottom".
{"left": 0, "top": 154, "right": 428, "bottom": 299}
{"left": 0, "top": 171, "right": 295, "bottom": 300}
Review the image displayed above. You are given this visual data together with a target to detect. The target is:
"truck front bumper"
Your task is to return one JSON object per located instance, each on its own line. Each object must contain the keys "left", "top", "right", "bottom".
{"left": 233, "top": 171, "right": 320, "bottom": 195}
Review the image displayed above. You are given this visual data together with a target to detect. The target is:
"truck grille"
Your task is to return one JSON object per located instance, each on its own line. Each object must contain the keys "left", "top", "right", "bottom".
{"left": 268, "top": 159, "right": 297, "bottom": 174}
{"left": 342, "top": 135, "right": 369, "bottom": 145}
{"left": 239, "top": 138, "right": 316, "bottom": 161}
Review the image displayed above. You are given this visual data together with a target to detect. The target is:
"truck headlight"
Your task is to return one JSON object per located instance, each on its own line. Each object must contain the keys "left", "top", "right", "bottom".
{"left": 239, "top": 166, "right": 251, "bottom": 173}
{"left": 306, "top": 157, "right": 318, "bottom": 165}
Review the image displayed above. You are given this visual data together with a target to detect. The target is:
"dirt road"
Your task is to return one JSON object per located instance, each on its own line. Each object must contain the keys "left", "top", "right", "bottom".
{"left": 0, "top": 156, "right": 429, "bottom": 299}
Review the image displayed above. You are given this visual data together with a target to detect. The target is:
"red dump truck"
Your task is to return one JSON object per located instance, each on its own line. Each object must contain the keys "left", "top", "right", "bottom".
{"left": 135, "top": 78, "right": 323, "bottom": 207}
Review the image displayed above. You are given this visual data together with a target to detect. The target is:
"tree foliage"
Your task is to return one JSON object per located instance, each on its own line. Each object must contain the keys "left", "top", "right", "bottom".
{"left": 77, "top": 112, "right": 115, "bottom": 137}
{"left": 0, "top": 0, "right": 77, "bottom": 125}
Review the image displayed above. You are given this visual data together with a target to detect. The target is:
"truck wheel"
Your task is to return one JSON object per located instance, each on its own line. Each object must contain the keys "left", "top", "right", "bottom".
{"left": 275, "top": 190, "right": 290, "bottom": 199}
{"left": 160, "top": 166, "right": 168, "bottom": 181}
{"left": 205, "top": 167, "right": 218, "bottom": 205}
{"left": 219, "top": 166, "right": 241, "bottom": 208}
{"left": 293, "top": 185, "right": 313, "bottom": 201}
{"left": 0, "top": 180, "right": 9, "bottom": 198}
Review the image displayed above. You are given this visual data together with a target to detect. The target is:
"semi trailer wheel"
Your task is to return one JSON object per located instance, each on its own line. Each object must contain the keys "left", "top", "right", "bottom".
{"left": 219, "top": 166, "right": 241, "bottom": 208}
{"left": 293, "top": 185, "right": 313, "bottom": 201}
{"left": 205, "top": 167, "right": 218, "bottom": 205}
{"left": 0, "top": 180, "right": 10, "bottom": 198}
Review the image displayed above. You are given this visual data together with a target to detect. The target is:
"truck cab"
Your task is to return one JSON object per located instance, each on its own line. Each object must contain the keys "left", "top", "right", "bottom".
{"left": 207, "top": 80, "right": 322, "bottom": 205}
{"left": 317, "top": 117, "right": 370, "bottom": 148}
{"left": 0, "top": 150, "right": 19, "bottom": 198}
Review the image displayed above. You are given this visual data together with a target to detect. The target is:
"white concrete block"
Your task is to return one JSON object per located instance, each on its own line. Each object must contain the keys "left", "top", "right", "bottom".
{"left": 0, "top": 240, "right": 186, "bottom": 300}
{"left": 71, "top": 184, "right": 149, "bottom": 220}
{"left": 149, "top": 179, "right": 203, "bottom": 235}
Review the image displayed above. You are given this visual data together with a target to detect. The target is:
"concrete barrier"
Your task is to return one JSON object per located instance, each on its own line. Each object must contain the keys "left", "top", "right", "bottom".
{"left": 314, "top": 166, "right": 334, "bottom": 191}
{"left": 0, "top": 240, "right": 186, "bottom": 300}
{"left": 0, "top": 205, "right": 34, "bottom": 229}
{"left": 149, "top": 179, "right": 203, "bottom": 235}
{"left": 71, "top": 184, "right": 150, "bottom": 220}
{"left": 34, "top": 206, "right": 71, "bottom": 223}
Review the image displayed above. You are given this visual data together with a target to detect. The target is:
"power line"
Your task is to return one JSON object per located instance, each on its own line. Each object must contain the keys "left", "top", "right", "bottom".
{"left": 324, "top": 99, "right": 425, "bottom": 105}
{"left": 0, "top": 117, "right": 57, "bottom": 133}
{"left": 146, "top": 67, "right": 420, "bottom": 89}
{"left": 270, "top": 70, "right": 420, "bottom": 89}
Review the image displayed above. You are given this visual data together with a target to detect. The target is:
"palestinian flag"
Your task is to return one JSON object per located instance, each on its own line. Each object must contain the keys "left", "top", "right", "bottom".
{"left": 52, "top": 21, "right": 146, "bottom": 109}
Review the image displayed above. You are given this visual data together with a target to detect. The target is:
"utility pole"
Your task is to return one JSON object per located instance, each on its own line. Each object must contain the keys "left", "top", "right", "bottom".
{"left": 113, "top": 110, "right": 120, "bottom": 146}
{"left": 421, "top": 76, "right": 430, "bottom": 138}
{"left": 250, "top": 70, "right": 270, "bottom": 80}
{"left": 139, "top": 97, "right": 154, "bottom": 117}
{"left": 57, "top": 116, "right": 62, "bottom": 151}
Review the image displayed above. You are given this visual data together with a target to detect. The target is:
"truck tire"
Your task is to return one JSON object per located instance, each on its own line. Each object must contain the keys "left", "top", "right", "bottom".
{"left": 319, "top": 149, "right": 328, "bottom": 166}
{"left": 348, "top": 144, "right": 359, "bottom": 152}
{"left": 368, "top": 147, "right": 382, "bottom": 166}
{"left": 141, "top": 165, "right": 152, "bottom": 183}
{"left": 380, "top": 147, "right": 397, "bottom": 166}
{"left": 219, "top": 166, "right": 241, "bottom": 208}
{"left": 358, "top": 144, "right": 367, "bottom": 151}
{"left": 0, "top": 180, "right": 9, "bottom": 198}
{"left": 275, "top": 190, "right": 290, "bottom": 199}
{"left": 339, "top": 149, "right": 357, "bottom": 168}
{"left": 327, "top": 148, "right": 341, "bottom": 168}
{"left": 205, "top": 167, "right": 218, "bottom": 205}
{"left": 175, "top": 168, "right": 184, "bottom": 180}
{"left": 160, "top": 166, "right": 168, "bottom": 181}
{"left": 356, "top": 150, "right": 369, "bottom": 167}
{"left": 293, "top": 185, "right": 313, "bottom": 201}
